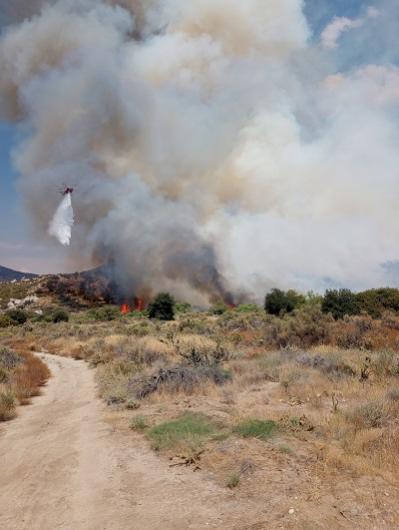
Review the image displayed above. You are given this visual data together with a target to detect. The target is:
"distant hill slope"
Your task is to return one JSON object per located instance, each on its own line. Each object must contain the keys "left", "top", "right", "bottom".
{"left": 0, "top": 265, "right": 37, "bottom": 282}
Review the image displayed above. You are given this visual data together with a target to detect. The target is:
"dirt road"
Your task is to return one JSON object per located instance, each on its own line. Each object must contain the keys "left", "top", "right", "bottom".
{"left": 0, "top": 354, "right": 240, "bottom": 530}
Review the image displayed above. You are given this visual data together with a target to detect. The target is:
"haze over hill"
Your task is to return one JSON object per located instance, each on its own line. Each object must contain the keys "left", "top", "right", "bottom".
{"left": 0, "top": 265, "right": 37, "bottom": 283}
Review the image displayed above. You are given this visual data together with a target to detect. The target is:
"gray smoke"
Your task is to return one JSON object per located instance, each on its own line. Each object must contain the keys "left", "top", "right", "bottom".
{"left": 1, "top": 0, "right": 399, "bottom": 302}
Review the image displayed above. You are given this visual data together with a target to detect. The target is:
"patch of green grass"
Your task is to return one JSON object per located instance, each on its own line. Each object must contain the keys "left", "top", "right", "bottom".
{"left": 130, "top": 415, "right": 149, "bottom": 431}
{"left": 233, "top": 419, "right": 277, "bottom": 441}
{"left": 148, "top": 412, "right": 221, "bottom": 451}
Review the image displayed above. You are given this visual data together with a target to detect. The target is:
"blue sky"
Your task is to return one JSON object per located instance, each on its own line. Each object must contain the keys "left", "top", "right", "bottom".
{"left": 0, "top": 122, "right": 63, "bottom": 272}
{"left": 0, "top": 0, "right": 376, "bottom": 273}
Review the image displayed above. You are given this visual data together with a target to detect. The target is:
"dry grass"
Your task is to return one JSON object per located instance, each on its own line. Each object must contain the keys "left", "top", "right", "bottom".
{"left": 5, "top": 294, "right": 399, "bottom": 524}
{"left": 0, "top": 346, "right": 50, "bottom": 418}
{"left": 6, "top": 305, "right": 399, "bottom": 485}
{"left": 0, "top": 388, "right": 17, "bottom": 421}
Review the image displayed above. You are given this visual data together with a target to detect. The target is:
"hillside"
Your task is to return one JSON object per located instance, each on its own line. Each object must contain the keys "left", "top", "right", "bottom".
{"left": 0, "top": 265, "right": 37, "bottom": 282}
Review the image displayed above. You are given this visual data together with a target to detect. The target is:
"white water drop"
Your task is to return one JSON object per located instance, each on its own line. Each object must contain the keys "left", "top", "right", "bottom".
{"left": 48, "top": 194, "right": 74, "bottom": 246}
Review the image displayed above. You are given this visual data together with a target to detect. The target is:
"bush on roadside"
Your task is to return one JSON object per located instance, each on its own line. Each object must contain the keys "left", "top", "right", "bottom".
{"left": 0, "top": 390, "right": 16, "bottom": 421}
{"left": 129, "top": 364, "right": 231, "bottom": 400}
{"left": 0, "top": 347, "right": 23, "bottom": 370}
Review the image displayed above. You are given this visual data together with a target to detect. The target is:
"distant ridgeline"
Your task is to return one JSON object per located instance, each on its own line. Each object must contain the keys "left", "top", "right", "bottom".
{"left": 0, "top": 266, "right": 37, "bottom": 283}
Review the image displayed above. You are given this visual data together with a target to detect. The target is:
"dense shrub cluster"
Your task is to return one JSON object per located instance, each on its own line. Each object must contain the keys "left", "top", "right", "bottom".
{"left": 6, "top": 309, "right": 28, "bottom": 325}
{"left": 264, "top": 287, "right": 399, "bottom": 320}
{"left": 148, "top": 293, "right": 175, "bottom": 321}
{"left": 88, "top": 306, "right": 119, "bottom": 321}
{"left": 51, "top": 309, "right": 69, "bottom": 323}
{"left": 265, "top": 289, "right": 305, "bottom": 316}
{"left": 322, "top": 288, "right": 399, "bottom": 320}
{"left": 322, "top": 289, "right": 360, "bottom": 320}
{"left": 356, "top": 288, "right": 399, "bottom": 318}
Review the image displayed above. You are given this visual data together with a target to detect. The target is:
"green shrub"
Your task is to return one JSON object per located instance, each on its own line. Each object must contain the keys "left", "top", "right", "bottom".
{"left": 347, "top": 400, "right": 390, "bottom": 429}
{"left": 129, "top": 323, "right": 150, "bottom": 337}
{"left": 264, "top": 306, "right": 332, "bottom": 349}
{"left": 265, "top": 289, "right": 305, "bottom": 316}
{"left": 226, "top": 473, "right": 240, "bottom": 489}
{"left": 322, "top": 289, "right": 360, "bottom": 320}
{"left": 130, "top": 415, "right": 149, "bottom": 431}
{"left": 7, "top": 309, "right": 28, "bottom": 325}
{"left": 356, "top": 288, "right": 399, "bottom": 318}
{"left": 51, "top": 309, "right": 69, "bottom": 323}
{"left": 235, "top": 304, "right": 259, "bottom": 313}
{"left": 233, "top": 419, "right": 277, "bottom": 440}
{"left": 88, "top": 306, "right": 119, "bottom": 321}
{"left": 148, "top": 293, "right": 175, "bottom": 321}
{"left": 148, "top": 412, "right": 220, "bottom": 451}
{"left": 175, "top": 302, "right": 192, "bottom": 314}
{"left": 129, "top": 365, "right": 231, "bottom": 400}
{"left": 210, "top": 302, "right": 229, "bottom": 315}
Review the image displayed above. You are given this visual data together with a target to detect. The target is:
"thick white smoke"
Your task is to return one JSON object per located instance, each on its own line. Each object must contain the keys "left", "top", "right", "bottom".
{"left": 1, "top": 0, "right": 399, "bottom": 301}
{"left": 48, "top": 194, "right": 74, "bottom": 246}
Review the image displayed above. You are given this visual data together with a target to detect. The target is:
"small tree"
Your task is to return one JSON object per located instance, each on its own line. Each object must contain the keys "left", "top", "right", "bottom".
{"left": 148, "top": 293, "right": 175, "bottom": 321}
{"left": 322, "top": 289, "right": 359, "bottom": 320}
{"left": 265, "top": 289, "right": 305, "bottom": 316}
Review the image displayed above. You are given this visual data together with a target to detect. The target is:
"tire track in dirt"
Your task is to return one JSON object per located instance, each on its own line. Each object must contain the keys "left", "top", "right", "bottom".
{"left": 0, "top": 354, "right": 240, "bottom": 530}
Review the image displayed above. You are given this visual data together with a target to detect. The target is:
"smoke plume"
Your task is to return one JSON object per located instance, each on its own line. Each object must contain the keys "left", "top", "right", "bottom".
{"left": 1, "top": 0, "right": 399, "bottom": 302}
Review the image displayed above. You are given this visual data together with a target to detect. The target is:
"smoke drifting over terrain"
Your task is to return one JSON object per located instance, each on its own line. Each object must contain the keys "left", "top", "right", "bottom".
{"left": 1, "top": 0, "right": 399, "bottom": 302}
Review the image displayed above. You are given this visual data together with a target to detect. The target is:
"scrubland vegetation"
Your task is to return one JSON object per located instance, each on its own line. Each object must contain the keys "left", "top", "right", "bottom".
{"left": 3, "top": 277, "right": 399, "bottom": 521}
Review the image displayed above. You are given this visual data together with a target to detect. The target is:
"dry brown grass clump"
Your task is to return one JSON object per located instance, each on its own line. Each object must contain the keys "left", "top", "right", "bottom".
{"left": 0, "top": 389, "right": 17, "bottom": 421}
{"left": 0, "top": 346, "right": 50, "bottom": 419}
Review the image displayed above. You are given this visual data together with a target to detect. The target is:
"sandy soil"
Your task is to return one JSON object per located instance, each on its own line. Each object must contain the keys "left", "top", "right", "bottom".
{"left": 1, "top": 354, "right": 399, "bottom": 530}
{"left": 0, "top": 354, "right": 244, "bottom": 530}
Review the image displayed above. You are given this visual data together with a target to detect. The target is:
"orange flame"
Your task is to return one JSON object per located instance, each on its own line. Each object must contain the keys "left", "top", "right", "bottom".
{"left": 134, "top": 297, "right": 144, "bottom": 312}
{"left": 121, "top": 303, "right": 131, "bottom": 314}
